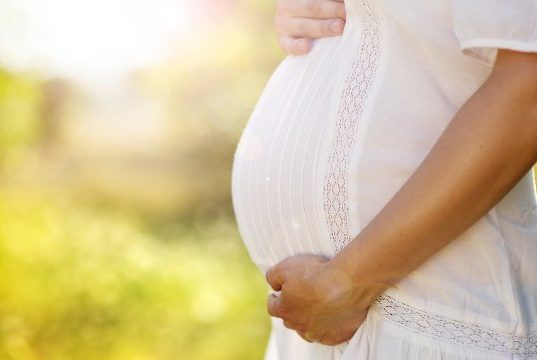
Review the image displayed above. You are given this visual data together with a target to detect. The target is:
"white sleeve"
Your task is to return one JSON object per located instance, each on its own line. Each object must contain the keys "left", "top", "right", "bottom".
{"left": 451, "top": 0, "right": 537, "bottom": 66}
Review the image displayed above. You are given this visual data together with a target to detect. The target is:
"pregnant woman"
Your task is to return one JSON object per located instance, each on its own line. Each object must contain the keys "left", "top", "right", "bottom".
{"left": 231, "top": 0, "right": 537, "bottom": 359}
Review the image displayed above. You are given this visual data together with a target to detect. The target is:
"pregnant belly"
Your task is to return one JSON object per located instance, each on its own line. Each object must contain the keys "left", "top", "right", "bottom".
{"left": 231, "top": 37, "right": 343, "bottom": 273}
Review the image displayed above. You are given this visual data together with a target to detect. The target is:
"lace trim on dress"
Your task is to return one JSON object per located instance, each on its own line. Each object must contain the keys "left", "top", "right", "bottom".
{"left": 322, "top": 1, "right": 382, "bottom": 253}
{"left": 372, "top": 293, "right": 537, "bottom": 357}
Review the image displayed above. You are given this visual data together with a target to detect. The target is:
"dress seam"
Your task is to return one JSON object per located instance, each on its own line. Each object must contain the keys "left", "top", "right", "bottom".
{"left": 322, "top": 0, "right": 382, "bottom": 253}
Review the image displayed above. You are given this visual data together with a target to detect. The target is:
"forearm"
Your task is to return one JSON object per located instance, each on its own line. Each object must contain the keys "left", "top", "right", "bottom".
{"left": 327, "top": 50, "right": 537, "bottom": 306}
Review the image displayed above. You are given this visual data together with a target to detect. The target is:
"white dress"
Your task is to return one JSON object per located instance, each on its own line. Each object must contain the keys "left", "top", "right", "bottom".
{"left": 231, "top": 0, "right": 537, "bottom": 359}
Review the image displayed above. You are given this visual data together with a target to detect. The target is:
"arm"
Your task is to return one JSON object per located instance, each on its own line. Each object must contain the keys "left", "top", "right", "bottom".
{"left": 326, "top": 49, "right": 537, "bottom": 298}
{"left": 266, "top": 49, "right": 537, "bottom": 345}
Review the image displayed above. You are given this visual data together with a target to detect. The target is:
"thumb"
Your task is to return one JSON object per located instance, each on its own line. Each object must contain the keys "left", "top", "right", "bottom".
{"left": 267, "top": 292, "right": 284, "bottom": 318}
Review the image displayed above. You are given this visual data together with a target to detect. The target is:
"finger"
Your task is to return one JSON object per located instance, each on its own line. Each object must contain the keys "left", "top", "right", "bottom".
{"left": 279, "top": 36, "right": 312, "bottom": 55}
{"left": 278, "top": 0, "right": 346, "bottom": 20}
{"left": 282, "top": 314, "right": 307, "bottom": 331}
{"left": 267, "top": 292, "right": 285, "bottom": 318}
{"left": 276, "top": 17, "right": 345, "bottom": 39}
{"left": 265, "top": 265, "right": 285, "bottom": 291}
{"left": 283, "top": 319, "right": 296, "bottom": 330}
{"left": 297, "top": 330, "right": 317, "bottom": 343}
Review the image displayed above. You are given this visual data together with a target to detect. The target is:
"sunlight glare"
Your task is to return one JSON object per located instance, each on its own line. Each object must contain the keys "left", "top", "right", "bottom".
{"left": 0, "top": 0, "right": 194, "bottom": 80}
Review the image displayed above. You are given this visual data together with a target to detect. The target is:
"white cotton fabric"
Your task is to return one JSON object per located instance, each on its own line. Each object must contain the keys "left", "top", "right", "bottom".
{"left": 452, "top": 0, "right": 537, "bottom": 66}
{"left": 231, "top": 1, "right": 537, "bottom": 359}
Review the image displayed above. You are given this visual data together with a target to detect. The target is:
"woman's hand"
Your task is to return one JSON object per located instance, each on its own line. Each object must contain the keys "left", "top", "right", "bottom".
{"left": 265, "top": 254, "right": 374, "bottom": 345}
{"left": 275, "top": 0, "right": 346, "bottom": 55}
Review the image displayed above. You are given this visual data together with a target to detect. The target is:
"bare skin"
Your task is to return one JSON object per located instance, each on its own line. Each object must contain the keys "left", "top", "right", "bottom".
{"left": 265, "top": 48, "right": 537, "bottom": 345}
{"left": 274, "top": 0, "right": 347, "bottom": 55}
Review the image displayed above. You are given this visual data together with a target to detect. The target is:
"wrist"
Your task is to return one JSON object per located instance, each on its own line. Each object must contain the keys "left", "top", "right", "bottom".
{"left": 321, "top": 255, "right": 389, "bottom": 309}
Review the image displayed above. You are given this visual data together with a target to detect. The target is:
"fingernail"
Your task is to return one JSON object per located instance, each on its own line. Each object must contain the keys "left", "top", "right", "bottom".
{"left": 330, "top": 20, "right": 341, "bottom": 33}
{"left": 297, "top": 39, "right": 309, "bottom": 52}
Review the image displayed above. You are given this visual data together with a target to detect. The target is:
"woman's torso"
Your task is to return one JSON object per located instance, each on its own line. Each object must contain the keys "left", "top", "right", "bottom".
{"left": 231, "top": 0, "right": 537, "bottom": 355}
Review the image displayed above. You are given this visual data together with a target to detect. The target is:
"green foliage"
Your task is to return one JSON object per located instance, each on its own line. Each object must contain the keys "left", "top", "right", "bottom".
{"left": 0, "top": 1, "right": 280, "bottom": 359}
{"left": 0, "top": 190, "right": 270, "bottom": 360}
{"left": 0, "top": 2, "right": 281, "bottom": 357}
{"left": 0, "top": 70, "right": 42, "bottom": 165}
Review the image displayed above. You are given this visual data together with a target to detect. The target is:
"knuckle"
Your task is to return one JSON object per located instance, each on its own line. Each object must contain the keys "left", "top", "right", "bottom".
{"left": 297, "top": 330, "right": 309, "bottom": 340}
{"left": 279, "top": 257, "right": 293, "bottom": 270}
{"left": 321, "top": 334, "right": 341, "bottom": 346}
{"left": 299, "top": 330, "right": 318, "bottom": 343}
{"left": 291, "top": 321, "right": 306, "bottom": 333}
{"left": 320, "top": 339, "right": 336, "bottom": 346}
{"left": 318, "top": 336, "right": 335, "bottom": 346}
{"left": 283, "top": 320, "right": 294, "bottom": 329}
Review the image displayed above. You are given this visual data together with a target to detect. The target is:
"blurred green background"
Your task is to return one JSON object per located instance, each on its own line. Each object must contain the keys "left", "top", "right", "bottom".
{"left": 0, "top": 0, "right": 284, "bottom": 359}
{"left": 1, "top": 1, "right": 536, "bottom": 360}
